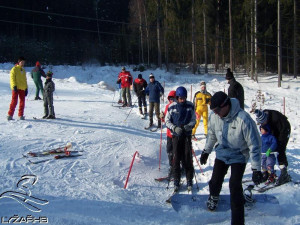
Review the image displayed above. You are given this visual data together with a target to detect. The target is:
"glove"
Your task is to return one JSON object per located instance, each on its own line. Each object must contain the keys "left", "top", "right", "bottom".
{"left": 266, "top": 148, "right": 272, "bottom": 157}
{"left": 13, "top": 86, "right": 17, "bottom": 92}
{"left": 205, "top": 98, "right": 211, "bottom": 104}
{"left": 159, "top": 112, "right": 164, "bottom": 119}
{"left": 200, "top": 151, "right": 209, "bottom": 165}
{"left": 25, "top": 89, "right": 28, "bottom": 96}
{"left": 183, "top": 124, "right": 193, "bottom": 132}
{"left": 252, "top": 170, "right": 263, "bottom": 185}
{"left": 174, "top": 126, "right": 183, "bottom": 136}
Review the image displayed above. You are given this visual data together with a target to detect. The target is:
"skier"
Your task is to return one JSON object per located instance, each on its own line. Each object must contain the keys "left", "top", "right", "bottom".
{"left": 31, "top": 61, "right": 46, "bottom": 100}
{"left": 200, "top": 91, "right": 262, "bottom": 225}
{"left": 259, "top": 124, "right": 278, "bottom": 184}
{"left": 117, "top": 67, "right": 133, "bottom": 107}
{"left": 159, "top": 90, "right": 176, "bottom": 179}
{"left": 7, "top": 56, "right": 28, "bottom": 120}
{"left": 145, "top": 73, "right": 164, "bottom": 128}
{"left": 43, "top": 71, "right": 55, "bottom": 119}
{"left": 226, "top": 68, "right": 244, "bottom": 110}
{"left": 191, "top": 81, "right": 211, "bottom": 139}
{"left": 165, "top": 86, "right": 196, "bottom": 191}
{"left": 254, "top": 109, "right": 291, "bottom": 185}
{"left": 133, "top": 74, "right": 147, "bottom": 115}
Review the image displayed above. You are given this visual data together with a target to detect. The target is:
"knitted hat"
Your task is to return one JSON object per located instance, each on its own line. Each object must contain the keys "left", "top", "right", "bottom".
{"left": 138, "top": 74, "right": 142, "bottom": 79}
{"left": 36, "top": 61, "right": 41, "bottom": 67}
{"left": 225, "top": 68, "right": 234, "bottom": 80}
{"left": 210, "top": 91, "right": 230, "bottom": 110}
{"left": 121, "top": 66, "right": 126, "bottom": 70}
{"left": 255, "top": 109, "right": 268, "bottom": 124}
{"left": 149, "top": 73, "right": 155, "bottom": 79}
{"left": 46, "top": 71, "right": 53, "bottom": 77}
{"left": 200, "top": 81, "right": 206, "bottom": 89}
{"left": 260, "top": 124, "right": 270, "bottom": 133}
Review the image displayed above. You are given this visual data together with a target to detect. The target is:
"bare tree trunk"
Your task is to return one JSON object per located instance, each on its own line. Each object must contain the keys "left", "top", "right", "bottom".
{"left": 164, "top": 0, "right": 169, "bottom": 72}
{"left": 137, "top": 0, "right": 144, "bottom": 64}
{"left": 229, "top": 0, "right": 234, "bottom": 70}
{"left": 254, "top": 0, "right": 258, "bottom": 81}
{"left": 278, "top": 0, "right": 282, "bottom": 87}
{"left": 156, "top": 0, "right": 162, "bottom": 68}
{"left": 294, "top": 0, "right": 298, "bottom": 78}
{"left": 215, "top": 0, "right": 220, "bottom": 72}
{"left": 142, "top": 0, "right": 150, "bottom": 66}
{"left": 245, "top": 14, "right": 250, "bottom": 77}
{"left": 251, "top": 0, "right": 254, "bottom": 80}
{"left": 203, "top": 0, "right": 208, "bottom": 73}
{"left": 192, "top": 0, "right": 197, "bottom": 74}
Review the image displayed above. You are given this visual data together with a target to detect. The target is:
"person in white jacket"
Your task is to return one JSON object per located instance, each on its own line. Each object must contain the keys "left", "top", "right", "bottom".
{"left": 199, "top": 91, "right": 262, "bottom": 225}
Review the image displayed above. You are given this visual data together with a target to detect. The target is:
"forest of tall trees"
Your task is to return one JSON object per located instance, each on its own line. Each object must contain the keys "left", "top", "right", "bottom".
{"left": 0, "top": 0, "right": 299, "bottom": 77}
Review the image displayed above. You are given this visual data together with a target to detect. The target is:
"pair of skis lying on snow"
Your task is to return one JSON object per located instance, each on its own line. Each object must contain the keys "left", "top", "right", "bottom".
{"left": 23, "top": 142, "right": 83, "bottom": 164}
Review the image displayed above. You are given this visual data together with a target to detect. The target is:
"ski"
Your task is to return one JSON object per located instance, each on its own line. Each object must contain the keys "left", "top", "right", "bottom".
{"left": 155, "top": 176, "right": 172, "bottom": 182}
{"left": 26, "top": 143, "right": 72, "bottom": 157}
{"left": 25, "top": 150, "right": 82, "bottom": 158}
{"left": 150, "top": 127, "right": 159, "bottom": 132}
{"left": 27, "top": 154, "right": 82, "bottom": 164}
{"left": 144, "top": 125, "right": 154, "bottom": 130}
{"left": 54, "top": 154, "right": 83, "bottom": 159}
{"left": 166, "top": 189, "right": 179, "bottom": 204}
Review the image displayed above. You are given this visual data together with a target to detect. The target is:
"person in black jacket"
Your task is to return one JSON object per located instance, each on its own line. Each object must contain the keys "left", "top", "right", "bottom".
{"left": 133, "top": 74, "right": 147, "bottom": 115}
{"left": 226, "top": 68, "right": 244, "bottom": 110}
{"left": 255, "top": 109, "right": 291, "bottom": 185}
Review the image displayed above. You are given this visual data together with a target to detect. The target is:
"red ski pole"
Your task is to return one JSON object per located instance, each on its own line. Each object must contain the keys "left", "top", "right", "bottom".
{"left": 124, "top": 151, "right": 139, "bottom": 189}
{"left": 192, "top": 148, "right": 204, "bottom": 175}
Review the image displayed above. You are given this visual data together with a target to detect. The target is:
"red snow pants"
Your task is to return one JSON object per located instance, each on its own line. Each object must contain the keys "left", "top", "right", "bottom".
{"left": 8, "top": 90, "right": 26, "bottom": 117}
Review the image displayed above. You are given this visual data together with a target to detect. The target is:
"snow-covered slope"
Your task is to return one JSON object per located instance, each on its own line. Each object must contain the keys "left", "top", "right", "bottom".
{"left": 0, "top": 63, "right": 299, "bottom": 225}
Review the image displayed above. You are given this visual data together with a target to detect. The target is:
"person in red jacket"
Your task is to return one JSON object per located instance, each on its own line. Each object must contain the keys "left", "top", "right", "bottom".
{"left": 117, "top": 67, "right": 133, "bottom": 107}
{"left": 160, "top": 90, "right": 176, "bottom": 179}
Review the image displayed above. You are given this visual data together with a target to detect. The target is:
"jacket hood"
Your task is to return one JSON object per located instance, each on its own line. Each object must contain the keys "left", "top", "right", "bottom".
{"left": 223, "top": 98, "right": 241, "bottom": 122}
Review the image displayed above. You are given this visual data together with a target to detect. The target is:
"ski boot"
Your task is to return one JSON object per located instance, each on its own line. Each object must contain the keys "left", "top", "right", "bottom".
{"left": 276, "top": 166, "right": 291, "bottom": 185}
{"left": 265, "top": 173, "right": 276, "bottom": 185}
{"left": 187, "top": 180, "right": 193, "bottom": 192}
{"left": 19, "top": 116, "right": 25, "bottom": 120}
{"left": 261, "top": 171, "right": 269, "bottom": 183}
{"left": 174, "top": 180, "right": 180, "bottom": 192}
{"left": 7, "top": 115, "right": 13, "bottom": 121}
{"left": 206, "top": 195, "right": 219, "bottom": 211}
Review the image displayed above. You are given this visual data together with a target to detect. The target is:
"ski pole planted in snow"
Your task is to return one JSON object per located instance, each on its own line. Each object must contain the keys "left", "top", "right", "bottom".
{"left": 124, "top": 151, "right": 140, "bottom": 189}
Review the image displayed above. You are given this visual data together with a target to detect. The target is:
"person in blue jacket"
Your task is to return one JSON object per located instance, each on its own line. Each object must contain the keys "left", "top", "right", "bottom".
{"left": 260, "top": 124, "right": 277, "bottom": 184}
{"left": 165, "top": 86, "right": 196, "bottom": 192}
{"left": 145, "top": 73, "right": 164, "bottom": 128}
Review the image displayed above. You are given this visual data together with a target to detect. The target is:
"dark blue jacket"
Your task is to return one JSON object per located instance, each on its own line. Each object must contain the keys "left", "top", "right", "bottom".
{"left": 145, "top": 80, "right": 164, "bottom": 103}
{"left": 165, "top": 101, "right": 196, "bottom": 136}
{"left": 261, "top": 133, "right": 277, "bottom": 153}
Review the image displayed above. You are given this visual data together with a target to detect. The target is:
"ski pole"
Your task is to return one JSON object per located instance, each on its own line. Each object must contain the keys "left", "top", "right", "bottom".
{"left": 192, "top": 148, "right": 204, "bottom": 175}
{"left": 26, "top": 87, "right": 34, "bottom": 101}
{"left": 111, "top": 89, "right": 116, "bottom": 106}
{"left": 123, "top": 98, "right": 138, "bottom": 122}
{"left": 193, "top": 167, "right": 200, "bottom": 190}
{"left": 54, "top": 91, "right": 59, "bottom": 99}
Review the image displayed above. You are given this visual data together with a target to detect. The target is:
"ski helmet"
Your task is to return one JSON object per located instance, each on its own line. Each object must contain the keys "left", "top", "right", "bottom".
{"left": 167, "top": 90, "right": 176, "bottom": 100}
{"left": 176, "top": 86, "right": 187, "bottom": 98}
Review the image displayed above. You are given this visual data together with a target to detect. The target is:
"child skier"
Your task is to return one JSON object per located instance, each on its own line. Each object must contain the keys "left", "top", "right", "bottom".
{"left": 260, "top": 124, "right": 278, "bottom": 184}
{"left": 160, "top": 90, "right": 176, "bottom": 179}
{"left": 43, "top": 71, "right": 55, "bottom": 119}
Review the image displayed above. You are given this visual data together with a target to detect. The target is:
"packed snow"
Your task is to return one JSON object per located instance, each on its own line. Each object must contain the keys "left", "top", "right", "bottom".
{"left": 0, "top": 63, "right": 300, "bottom": 225}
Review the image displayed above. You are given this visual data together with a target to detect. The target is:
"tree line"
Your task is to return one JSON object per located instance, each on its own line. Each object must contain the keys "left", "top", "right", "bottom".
{"left": 0, "top": 0, "right": 298, "bottom": 82}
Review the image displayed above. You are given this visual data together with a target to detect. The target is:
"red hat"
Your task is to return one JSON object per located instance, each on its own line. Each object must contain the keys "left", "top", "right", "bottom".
{"left": 36, "top": 61, "right": 41, "bottom": 67}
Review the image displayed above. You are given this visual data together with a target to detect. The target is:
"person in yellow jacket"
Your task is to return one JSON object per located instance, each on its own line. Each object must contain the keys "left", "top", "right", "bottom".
{"left": 192, "top": 81, "right": 211, "bottom": 140}
{"left": 7, "top": 56, "right": 28, "bottom": 120}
